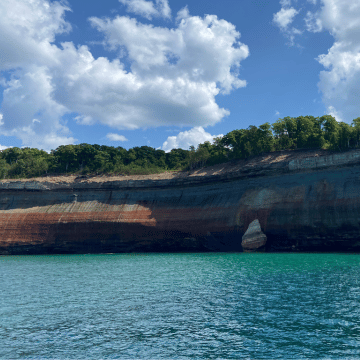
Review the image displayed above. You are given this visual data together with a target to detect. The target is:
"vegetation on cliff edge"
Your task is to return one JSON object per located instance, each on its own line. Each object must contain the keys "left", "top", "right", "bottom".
{"left": 1, "top": 114, "right": 360, "bottom": 179}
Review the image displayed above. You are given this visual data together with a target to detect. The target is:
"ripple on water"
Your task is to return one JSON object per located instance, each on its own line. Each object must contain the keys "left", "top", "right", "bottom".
{"left": 1, "top": 253, "right": 360, "bottom": 359}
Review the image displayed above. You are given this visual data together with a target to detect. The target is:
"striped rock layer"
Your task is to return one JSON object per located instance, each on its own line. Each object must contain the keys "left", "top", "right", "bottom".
{"left": 2, "top": 149, "right": 360, "bottom": 254}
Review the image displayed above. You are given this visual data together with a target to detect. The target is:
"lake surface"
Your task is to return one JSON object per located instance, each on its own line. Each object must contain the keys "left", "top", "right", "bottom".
{"left": 1, "top": 253, "right": 360, "bottom": 359}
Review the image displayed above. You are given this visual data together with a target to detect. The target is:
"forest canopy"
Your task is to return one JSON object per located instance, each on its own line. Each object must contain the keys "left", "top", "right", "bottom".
{"left": 1, "top": 115, "right": 360, "bottom": 179}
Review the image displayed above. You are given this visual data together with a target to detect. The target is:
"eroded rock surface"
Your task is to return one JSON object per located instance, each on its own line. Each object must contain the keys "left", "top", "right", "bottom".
{"left": 241, "top": 219, "right": 267, "bottom": 252}
{"left": 2, "top": 149, "right": 360, "bottom": 254}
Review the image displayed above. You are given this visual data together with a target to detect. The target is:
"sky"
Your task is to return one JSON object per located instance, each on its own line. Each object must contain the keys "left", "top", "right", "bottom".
{"left": 0, "top": 0, "right": 359, "bottom": 152}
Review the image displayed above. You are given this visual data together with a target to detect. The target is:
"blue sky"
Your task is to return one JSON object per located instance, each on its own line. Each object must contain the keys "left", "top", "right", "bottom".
{"left": 0, "top": 0, "right": 359, "bottom": 152}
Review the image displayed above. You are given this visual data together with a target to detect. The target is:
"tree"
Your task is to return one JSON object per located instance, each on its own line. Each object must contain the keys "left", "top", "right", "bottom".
{"left": 321, "top": 115, "right": 339, "bottom": 149}
{"left": 272, "top": 117, "right": 296, "bottom": 150}
{"left": 295, "top": 116, "right": 315, "bottom": 148}
{"left": 93, "top": 152, "right": 112, "bottom": 173}
{"left": 207, "top": 136, "right": 229, "bottom": 166}
{"left": 0, "top": 159, "right": 10, "bottom": 179}
{"left": 337, "top": 122, "right": 352, "bottom": 150}
{"left": 186, "top": 143, "right": 211, "bottom": 170}
{"left": 166, "top": 148, "right": 190, "bottom": 169}
{"left": 77, "top": 143, "right": 100, "bottom": 171}
{"left": 1, "top": 147, "right": 22, "bottom": 165}
{"left": 51, "top": 145, "right": 78, "bottom": 173}
{"left": 219, "top": 129, "right": 247, "bottom": 159}
{"left": 305, "top": 116, "right": 325, "bottom": 149}
{"left": 257, "top": 122, "right": 274, "bottom": 153}
{"left": 351, "top": 117, "right": 360, "bottom": 148}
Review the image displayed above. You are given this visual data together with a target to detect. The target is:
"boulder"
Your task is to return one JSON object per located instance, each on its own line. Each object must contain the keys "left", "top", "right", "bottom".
{"left": 242, "top": 219, "right": 267, "bottom": 252}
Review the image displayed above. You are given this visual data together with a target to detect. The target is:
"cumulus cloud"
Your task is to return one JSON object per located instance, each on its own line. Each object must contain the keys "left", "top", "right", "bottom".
{"left": 273, "top": 6, "right": 302, "bottom": 45}
{"left": 89, "top": 13, "right": 249, "bottom": 93}
{"left": 118, "top": 0, "right": 171, "bottom": 20}
{"left": 274, "top": 0, "right": 360, "bottom": 122}
{"left": 106, "top": 133, "right": 128, "bottom": 141}
{"left": 310, "top": 0, "right": 360, "bottom": 122}
{"left": 273, "top": 7, "right": 299, "bottom": 29}
{"left": 0, "top": 65, "right": 74, "bottom": 148}
{"left": 0, "top": 0, "right": 249, "bottom": 150}
{"left": 0, "top": 0, "right": 74, "bottom": 150}
{"left": 0, "top": 0, "right": 71, "bottom": 71}
{"left": 162, "top": 127, "right": 223, "bottom": 152}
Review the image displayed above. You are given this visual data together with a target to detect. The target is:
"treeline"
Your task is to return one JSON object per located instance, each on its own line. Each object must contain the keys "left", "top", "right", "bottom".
{"left": 1, "top": 115, "right": 360, "bottom": 179}
{"left": 0, "top": 144, "right": 189, "bottom": 179}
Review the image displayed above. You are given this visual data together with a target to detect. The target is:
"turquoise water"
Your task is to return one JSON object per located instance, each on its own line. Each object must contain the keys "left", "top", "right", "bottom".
{"left": 1, "top": 253, "right": 360, "bottom": 359}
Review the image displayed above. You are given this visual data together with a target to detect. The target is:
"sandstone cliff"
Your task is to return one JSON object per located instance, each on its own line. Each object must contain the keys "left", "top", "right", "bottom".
{"left": 1, "top": 148, "right": 360, "bottom": 254}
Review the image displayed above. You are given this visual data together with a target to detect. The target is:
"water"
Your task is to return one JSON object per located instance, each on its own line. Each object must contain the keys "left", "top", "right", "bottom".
{"left": 1, "top": 253, "right": 360, "bottom": 359}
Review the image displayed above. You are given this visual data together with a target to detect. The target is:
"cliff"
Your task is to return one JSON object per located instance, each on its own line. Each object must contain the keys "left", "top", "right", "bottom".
{"left": 1, "top": 148, "right": 360, "bottom": 254}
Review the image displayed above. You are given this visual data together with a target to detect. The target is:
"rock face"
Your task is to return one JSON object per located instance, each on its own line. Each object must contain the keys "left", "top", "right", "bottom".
{"left": 241, "top": 219, "right": 267, "bottom": 252}
{"left": 2, "top": 149, "right": 360, "bottom": 254}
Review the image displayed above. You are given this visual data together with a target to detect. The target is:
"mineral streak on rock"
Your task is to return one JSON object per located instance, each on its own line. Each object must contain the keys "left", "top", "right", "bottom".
{"left": 241, "top": 219, "right": 267, "bottom": 252}
{"left": 2, "top": 149, "right": 360, "bottom": 254}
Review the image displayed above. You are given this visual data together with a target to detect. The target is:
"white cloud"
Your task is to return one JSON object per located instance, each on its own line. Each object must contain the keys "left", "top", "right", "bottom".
{"left": 0, "top": 65, "right": 72, "bottom": 145}
{"left": 0, "top": 0, "right": 249, "bottom": 150}
{"left": 40, "top": 10, "right": 247, "bottom": 130}
{"left": 273, "top": 6, "right": 302, "bottom": 46}
{"left": 156, "top": 0, "right": 171, "bottom": 18}
{"left": 326, "top": 105, "right": 343, "bottom": 122}
{"left": 90, "top": 14, "right": 249, "bottom": 93}
{"left": 275, "top": 0, "right": 360, "bottom": 122}
{"left": 118, "top": 0, "right": 171, "bottom": 19}
{"left": 106, "top": 133, "right": 128, "bottom": 141}
{"left": 162, "top": 127, "right": 223, "bottom": 152}
{"left": 304, "top": 11, "right": 322, "bottom": 32}
{"left": 0, "top": 145, "right": 11, "bottom": 151}
{"left": 280, "top": 0, "right": 292, "bottom": 6}
{"left": 310, "top": 0, "right": 360, "bottom": 122}
{"left": 176, "top": 6, "right": 189, "bottom": 22}
{"left": 0, "top": 0, "right": 71, "bottom": 71}
{"left": 0, "top": 0, "right": 74, "bottom": 150}
{"left": 273, "top": 7, "right": 299, "bottom": 29}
